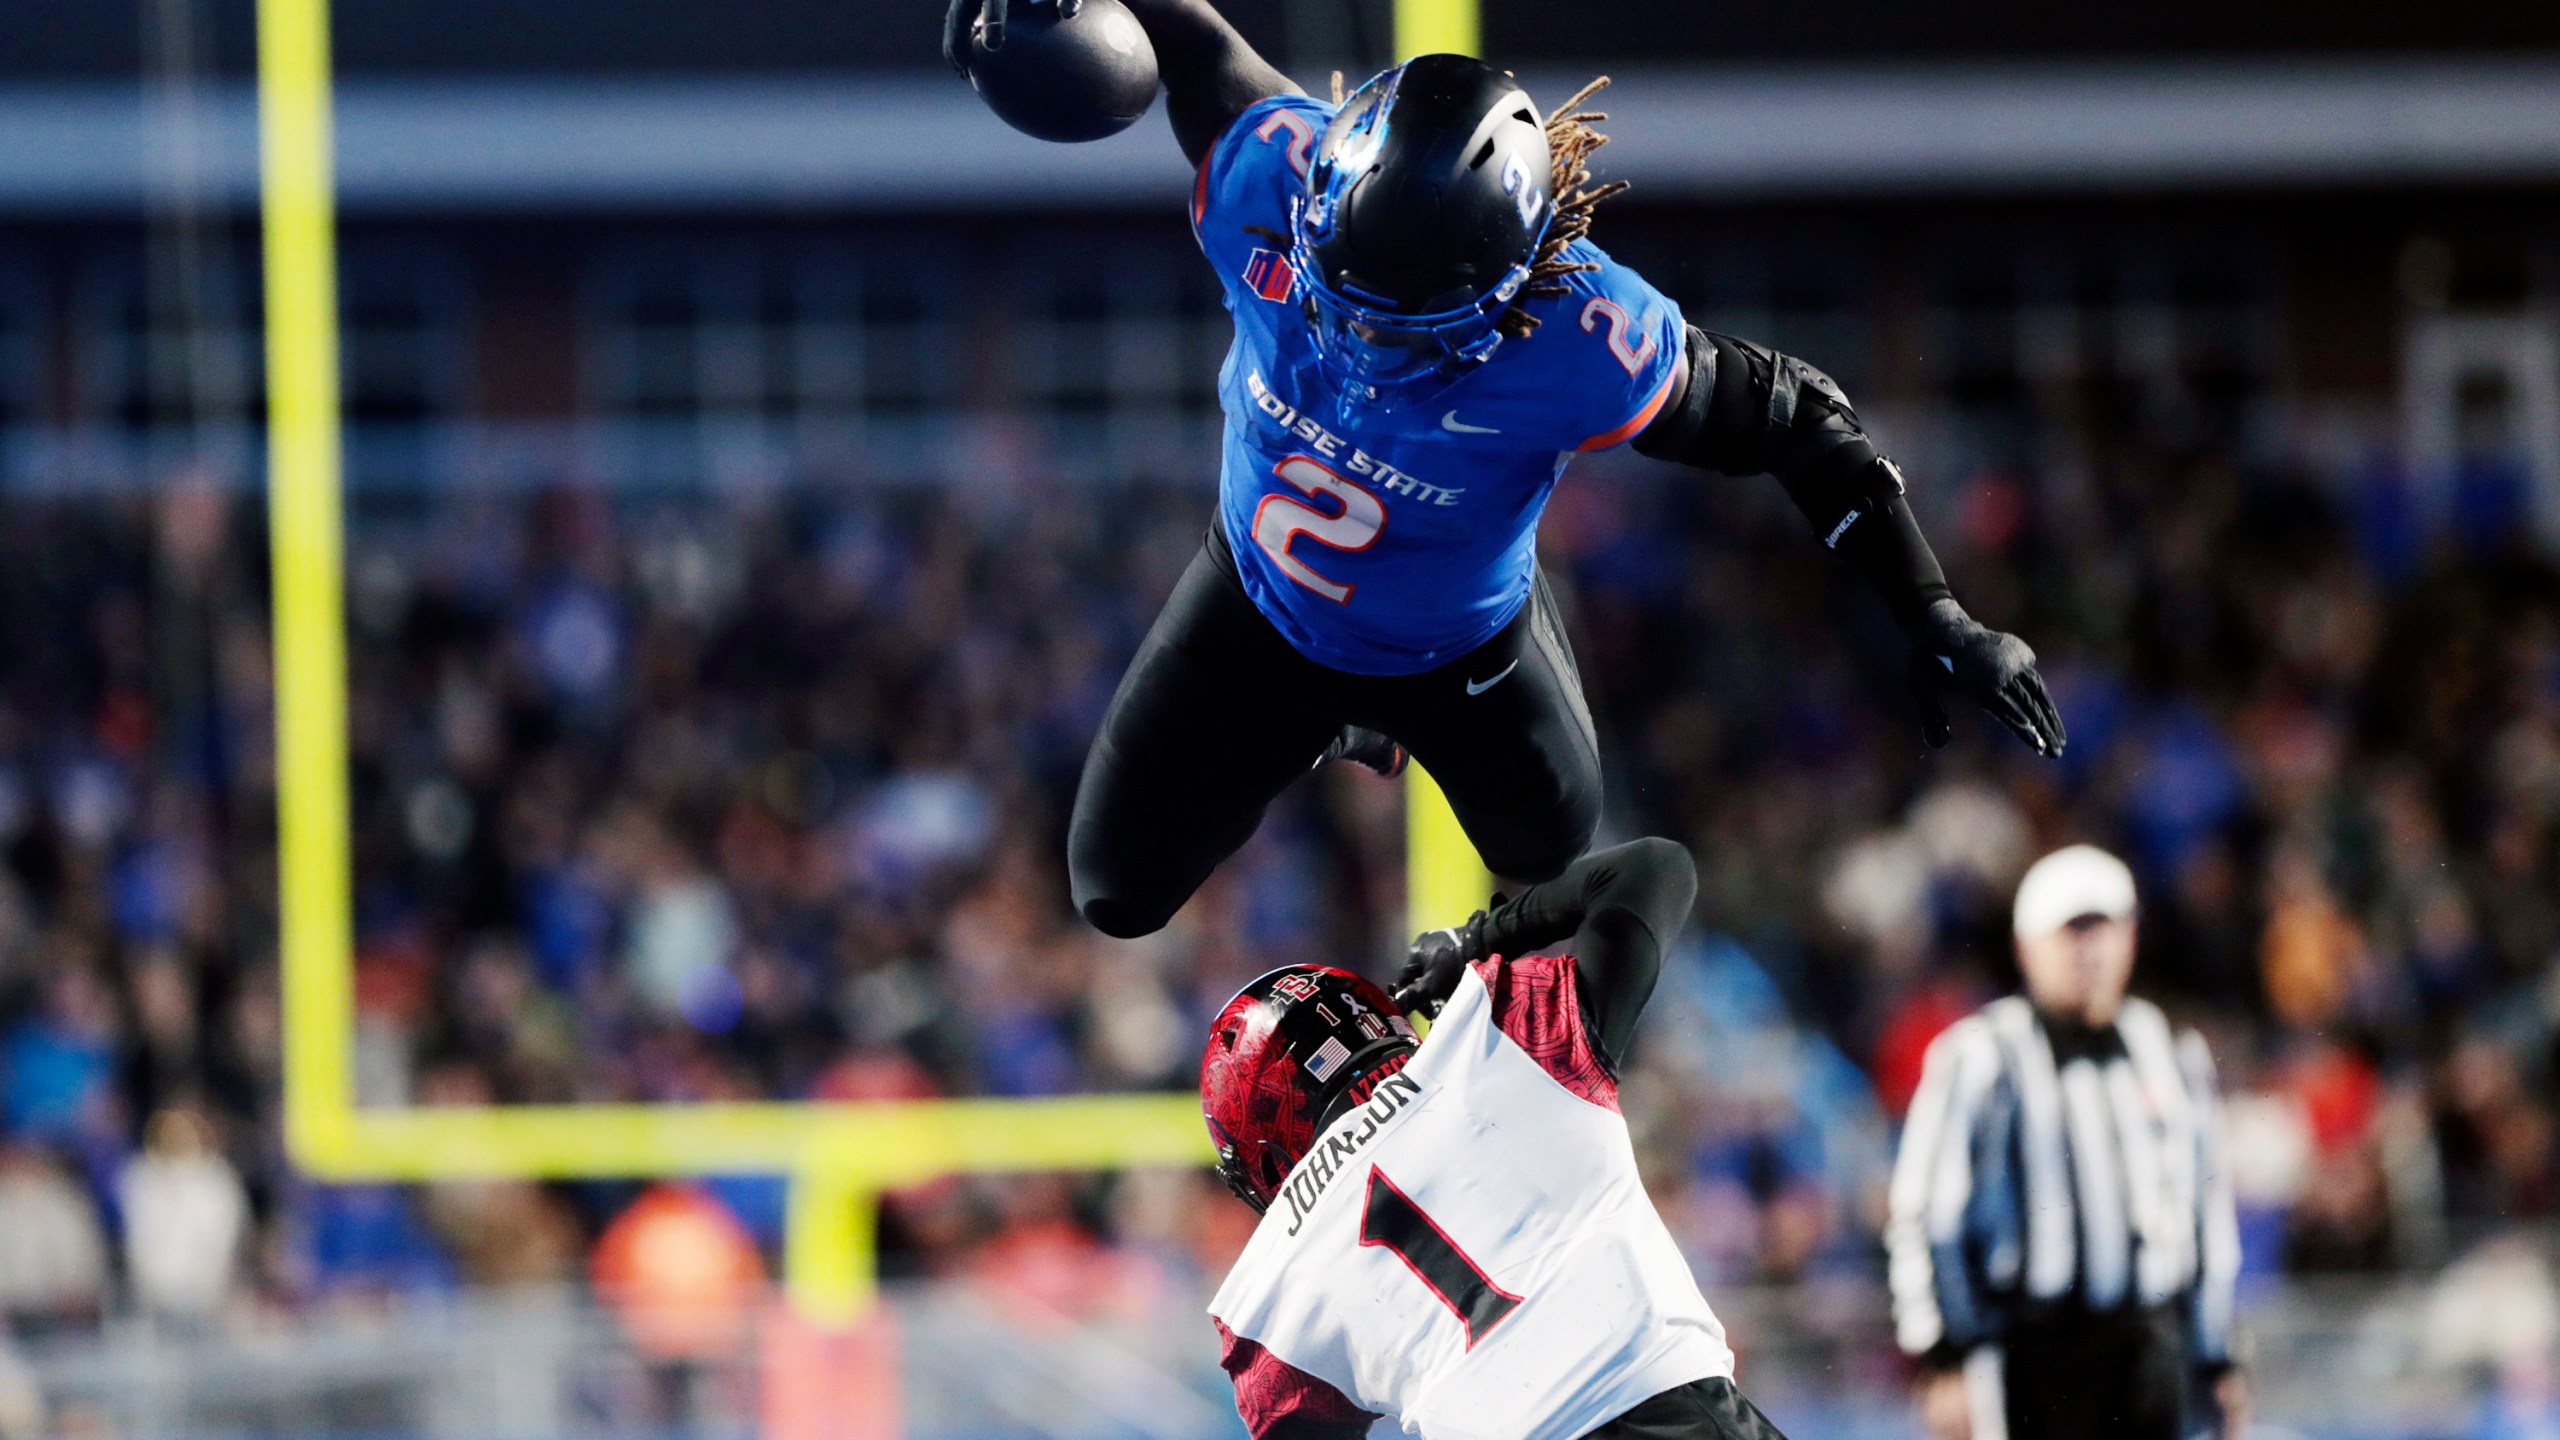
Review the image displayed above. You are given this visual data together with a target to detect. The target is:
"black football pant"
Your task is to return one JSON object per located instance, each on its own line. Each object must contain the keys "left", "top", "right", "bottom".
{"left": 1068, "top": 526, "right": 1601, "bottom": 939}
{"left": 1585, "top": 1377, "right": 1792, "bottom": 1440}
{"left": 1997, "top": 1307, "right": 2191, "bottom": 1440}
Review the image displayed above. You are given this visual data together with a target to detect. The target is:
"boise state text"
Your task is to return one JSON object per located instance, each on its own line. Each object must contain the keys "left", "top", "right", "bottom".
{"left": 1192, "top": 94, "right": 1687, "bottom": 678}
{"left": 1279, "top": 1069, "right": 1423, "bottom": 1236}
{"left": 1244, "top": 371, "right": 1463, "bottom": 507}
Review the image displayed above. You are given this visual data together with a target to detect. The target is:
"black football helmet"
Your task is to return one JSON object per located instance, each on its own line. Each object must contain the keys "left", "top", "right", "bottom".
{"left": 1290, "top": 55, "right": 1554, "bottom": 410}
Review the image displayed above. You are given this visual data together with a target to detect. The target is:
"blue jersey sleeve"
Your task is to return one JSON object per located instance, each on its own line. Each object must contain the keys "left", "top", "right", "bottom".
{"left": 1531, "top": 241, "right": 1686, "bottom": 453}
{"left": 1192, "top": 94, "right": 1335, "bottom": 302}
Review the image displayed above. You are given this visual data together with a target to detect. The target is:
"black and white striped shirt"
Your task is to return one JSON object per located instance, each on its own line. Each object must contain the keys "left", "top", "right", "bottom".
{"left": 1886, "top": 995, "right": 2240, "bottom": 1370}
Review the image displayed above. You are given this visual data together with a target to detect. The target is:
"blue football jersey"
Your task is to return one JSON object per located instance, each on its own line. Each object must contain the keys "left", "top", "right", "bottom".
{"left": 1192, "top": 93, "right": 1685, "bottom": 677}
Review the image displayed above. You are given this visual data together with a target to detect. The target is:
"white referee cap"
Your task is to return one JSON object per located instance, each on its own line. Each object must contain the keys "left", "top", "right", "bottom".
{"left": 2012, "top": 844, "right": 2138, "bottom": 939}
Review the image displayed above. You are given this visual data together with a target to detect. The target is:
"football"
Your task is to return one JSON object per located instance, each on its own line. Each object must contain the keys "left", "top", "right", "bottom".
{"left": 964, "top": 0, "right": 1161, "bottom": 143}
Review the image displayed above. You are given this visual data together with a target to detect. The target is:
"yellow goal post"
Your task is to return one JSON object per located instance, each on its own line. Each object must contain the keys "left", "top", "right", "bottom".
{"left": 257, "top": 0, "right": 1486, "bottom": 1323}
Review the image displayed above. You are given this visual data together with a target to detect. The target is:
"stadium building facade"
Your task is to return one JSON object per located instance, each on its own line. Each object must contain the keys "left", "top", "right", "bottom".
{"left": 0, "top": 0, "right": 2554, "bottom": 540}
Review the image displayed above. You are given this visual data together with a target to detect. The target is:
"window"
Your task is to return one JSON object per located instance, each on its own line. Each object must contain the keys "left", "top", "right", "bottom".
{"left": 340, "top": 242, "right": 473, "bottom": 490}
{"left": 1624, "top": 226, "right": 1877, "bottom": 402}
{"left": 587, "top": 240, "right": 966, "bottom": 488}
{"left": 70, "top": 244, "right": 262, "bottom": 477}
{"left": 0, "top": 258, "right": 42, "bottom": 486}
{"left": 1915, "top": 227, "right": 2278, "bottom": 467}
{"left": 1006, "top": 230, "right": 1229, "bottom": 484}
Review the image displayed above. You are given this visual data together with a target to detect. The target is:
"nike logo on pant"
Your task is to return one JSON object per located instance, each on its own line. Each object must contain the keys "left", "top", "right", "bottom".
{"left": 1441, "top": 411, "right": 1500, "bottom": 435}
{"left": 1465, "top": 659, "right": 1521, "bottom": 696}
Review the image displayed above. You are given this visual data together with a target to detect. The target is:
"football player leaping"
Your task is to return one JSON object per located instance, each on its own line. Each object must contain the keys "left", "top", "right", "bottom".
{"left": 1199, "top": 837, "right": 1789, "bottom": 1440}
{"left": 944, "top": 1, "right": 2067, "bottom": 940}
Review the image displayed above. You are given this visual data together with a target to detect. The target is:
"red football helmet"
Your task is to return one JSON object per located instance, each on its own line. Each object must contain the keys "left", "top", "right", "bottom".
{"left": 1201, "top": 965, "right": 1418, "bottom": 1213}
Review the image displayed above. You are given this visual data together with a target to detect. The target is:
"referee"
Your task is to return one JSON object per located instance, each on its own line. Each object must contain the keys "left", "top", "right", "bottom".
{"left": 1887, "top": 844, "right": 2245, "bottom": 1440}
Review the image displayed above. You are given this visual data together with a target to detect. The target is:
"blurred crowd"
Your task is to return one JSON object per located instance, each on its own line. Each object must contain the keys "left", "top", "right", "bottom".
{"left": 0, "top": 392, "right": 2555, "bottom": 1359}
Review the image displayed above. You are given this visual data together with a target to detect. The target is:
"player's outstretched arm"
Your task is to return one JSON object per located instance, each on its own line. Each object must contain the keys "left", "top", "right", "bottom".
{"left": 1397, "top": 838, "right": 1696, "bottom": 1070}
{"left": 1119, "top": 0, "right": 1300, "bottom": 164}
{"left": 942, "top": 0, "right": 1298, "bottom": 166}
{"left": 1632, "top": 327, "right": 2067, "bottom": 758}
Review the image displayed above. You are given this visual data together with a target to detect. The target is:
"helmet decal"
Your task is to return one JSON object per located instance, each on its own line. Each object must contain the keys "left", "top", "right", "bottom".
{"left": 1499, "top": 152, "right": 1547, "bottom": 230}
{"left": 1304, "top": 1036, "right": 1352, "bottom": 1082}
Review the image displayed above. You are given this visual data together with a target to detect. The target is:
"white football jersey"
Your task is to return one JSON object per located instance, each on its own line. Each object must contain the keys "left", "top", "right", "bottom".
{"left": 1209, "top": 959, "right": 1733, "bottom": 1440}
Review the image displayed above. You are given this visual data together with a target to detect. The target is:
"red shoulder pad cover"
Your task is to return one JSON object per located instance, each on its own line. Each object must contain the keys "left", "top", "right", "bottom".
{"left": 1471, "top": 953, "right": 1618, "bottom": 1110}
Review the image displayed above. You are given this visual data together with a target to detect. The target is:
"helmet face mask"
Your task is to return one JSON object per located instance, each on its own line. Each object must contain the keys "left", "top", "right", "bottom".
{"left": 1200, "top": 966, "right": 1419, "bottom": 1213}
{"left": 1293, "top": 215, "right": 1526, "bottom": 401}
{"left": 1290, "top": 56, "right": 1553, "bottom": 414}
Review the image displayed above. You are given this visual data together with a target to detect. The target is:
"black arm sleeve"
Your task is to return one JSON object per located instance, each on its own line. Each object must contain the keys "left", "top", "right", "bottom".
{"left": 1476, "top": 837, "right": 1697, "bottom": 1071}
{"left": 1117, "top": 0, "right": 1300, "bottom": 167}
{"left": 1634, "top": 325, "right": 1953, "bottom": 626}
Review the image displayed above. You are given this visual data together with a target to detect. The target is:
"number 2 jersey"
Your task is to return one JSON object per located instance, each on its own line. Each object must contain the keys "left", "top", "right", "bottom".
{"left": 1207, "top": 955, "right": 1735, "bottom": 1440}
{"left": 1192, "top": 94, "right": 1687, "bottom": 677}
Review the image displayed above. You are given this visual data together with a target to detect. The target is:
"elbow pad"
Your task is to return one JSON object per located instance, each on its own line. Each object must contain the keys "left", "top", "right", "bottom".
{"left": 1636, "top": 325, "right": 1949, "bottom": 624}
{"left": 1635, "top": 326, "right": 1876, "bottom": 484}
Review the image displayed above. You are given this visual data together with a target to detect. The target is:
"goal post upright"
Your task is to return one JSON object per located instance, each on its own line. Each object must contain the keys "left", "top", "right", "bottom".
{"left": 1394, "top": 0, "right": 1481, "bottom": 62}
{"left": 256, "top": 0, "right": 359, "bottom": 1169}
{"left": 1393, "top": 0, "right": 1496, "bottom": 937}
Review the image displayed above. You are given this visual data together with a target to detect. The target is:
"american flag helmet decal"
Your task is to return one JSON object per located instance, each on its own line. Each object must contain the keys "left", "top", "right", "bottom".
{"left": 1304, "top": 1036, "right": 1352, "bottom": 1082}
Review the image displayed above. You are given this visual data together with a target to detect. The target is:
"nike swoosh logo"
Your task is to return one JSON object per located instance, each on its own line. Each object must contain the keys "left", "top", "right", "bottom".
{"left": 1465, "top": 659, "right": 1521, "bottom": 696}
{"left": 1441, "top": 410, "right": 1500, "bottom": 435}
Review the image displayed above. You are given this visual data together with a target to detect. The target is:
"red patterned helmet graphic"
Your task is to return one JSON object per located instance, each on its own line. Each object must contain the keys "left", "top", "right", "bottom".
{"left": 1201, "top": 965, "right": 1417, "bottom": 1213}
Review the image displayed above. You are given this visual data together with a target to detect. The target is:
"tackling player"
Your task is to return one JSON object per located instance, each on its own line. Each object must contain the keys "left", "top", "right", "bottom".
{"left": 945, "top": 0, "right": 2068, "bottom": 941}
{"left": 1198, "top": 837, "right": 1791, "bottom": 1440}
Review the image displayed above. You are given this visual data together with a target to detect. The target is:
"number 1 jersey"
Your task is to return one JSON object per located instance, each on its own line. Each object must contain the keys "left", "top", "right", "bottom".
{"left": 1192, "top": 94, "right": 1685, "bottom": 677}
{"left": 1207, "top": 956, "right": 1734, "bottom": 1440}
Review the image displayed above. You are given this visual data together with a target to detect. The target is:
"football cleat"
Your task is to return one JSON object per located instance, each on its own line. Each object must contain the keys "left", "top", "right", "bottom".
{"left": 1317, "top": 725, "right": 1409, "bottom": 778}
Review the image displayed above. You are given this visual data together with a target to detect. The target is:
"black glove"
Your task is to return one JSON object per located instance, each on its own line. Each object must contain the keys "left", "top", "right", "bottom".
{"left": 943, "top": 0, "right": 1007, "bottom": 66}
{"left": 1392, "top": 910, "right": 1490, "bottom": 1018}
{"left": 944, "top": 0, "right": 1085, "bottom": 66}
{"left": 1906, "top": 598, "right": 2066, "bottom": 756}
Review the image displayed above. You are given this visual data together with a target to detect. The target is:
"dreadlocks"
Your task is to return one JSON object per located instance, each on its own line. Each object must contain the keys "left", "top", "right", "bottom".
{"left": 1498, "top": 77, "right": 1627, "bottom": 341}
